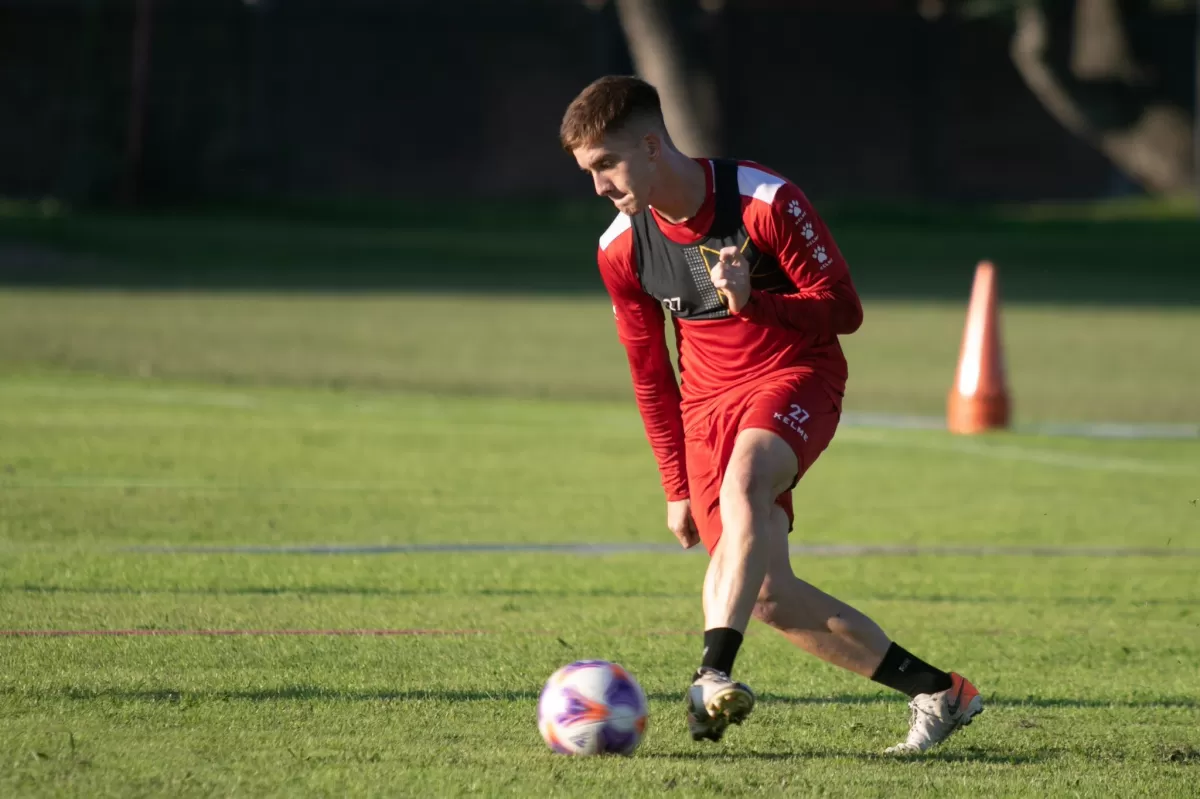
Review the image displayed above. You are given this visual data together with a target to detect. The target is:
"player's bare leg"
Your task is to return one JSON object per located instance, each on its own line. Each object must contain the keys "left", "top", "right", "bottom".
{"left": 703, "top": 428, "right": 796, "bottom": 634}
{"left": 686, "top": 427, "right": 984, "bottom": 750}
{"left": 687, "top": 427, "right": 795, "bottom": 741}
{"left": 751, "top": 489, "right": 985, "bottom": 753}
{"left": 752, "top": 504, "right": 891, "bottom": 675}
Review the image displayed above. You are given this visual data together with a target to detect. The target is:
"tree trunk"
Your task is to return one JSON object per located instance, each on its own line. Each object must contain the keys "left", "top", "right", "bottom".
{"left": 122, "top": 0, "right": 155, "bottom": 205}
{"left": 613, "top": 0, "right": 721, "bottom": 157}
{"left": 1010, "top": 0, "right": 1193, "bottom": 195}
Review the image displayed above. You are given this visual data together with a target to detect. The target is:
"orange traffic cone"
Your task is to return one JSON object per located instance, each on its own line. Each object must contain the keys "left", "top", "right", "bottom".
{"left": 947, "top": 261, "right": 1010, "bottom": 434}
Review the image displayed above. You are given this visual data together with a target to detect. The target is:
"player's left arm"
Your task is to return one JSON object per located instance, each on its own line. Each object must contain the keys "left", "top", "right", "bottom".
{"left": 732, "top": 182, "right": 863, "bottom": 336}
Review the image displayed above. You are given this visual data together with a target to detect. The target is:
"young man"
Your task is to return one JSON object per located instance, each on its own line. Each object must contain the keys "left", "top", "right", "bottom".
{"left": 559, "top": 75, "right": 983, "bottom": 753}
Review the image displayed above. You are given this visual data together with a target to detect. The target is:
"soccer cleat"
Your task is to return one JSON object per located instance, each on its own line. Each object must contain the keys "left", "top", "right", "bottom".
{"left": 686, "top": 666, "right": 756, "bottom": 742}
{"left": 885, "top": 672, "right": 983, "bottom": 754}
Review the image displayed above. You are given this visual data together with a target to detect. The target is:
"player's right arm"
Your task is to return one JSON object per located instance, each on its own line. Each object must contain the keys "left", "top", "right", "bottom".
{"left": 595, "top": 245, "right": 690, "bottom": 507}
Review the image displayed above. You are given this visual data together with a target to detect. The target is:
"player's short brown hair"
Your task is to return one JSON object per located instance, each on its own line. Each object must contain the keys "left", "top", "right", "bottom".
{"left": 559, "top": 75, "right": 664, "bottom": 153}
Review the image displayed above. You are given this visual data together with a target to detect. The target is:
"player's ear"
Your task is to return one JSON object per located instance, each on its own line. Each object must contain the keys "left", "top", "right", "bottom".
{"left": 644, "top": 133, "right": 661, "bottom": 162}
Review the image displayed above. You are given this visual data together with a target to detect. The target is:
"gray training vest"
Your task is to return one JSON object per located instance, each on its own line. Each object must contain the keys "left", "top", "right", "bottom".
{"left": 629, "top": 158, "right": 797, "bottom": 321}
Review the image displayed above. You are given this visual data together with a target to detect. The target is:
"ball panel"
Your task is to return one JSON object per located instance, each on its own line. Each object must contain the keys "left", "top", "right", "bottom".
{"left": 604, "top": 673, "right": 645, "bottom": 712}
{"left": 562, "top": 659, "right": 613, "bottom": 675}
{"left": 599, "top": 723, "right": 639, "bottom": 755}
{"left": 539, "top": 718, "right": 575, "bottom": 755}
{"left": 605, "top": 704, "right": 640, "bottom": 732}
{"left": 559, "top": 662, "right": 613, "bottom": 704}
{"left": 561, "top": 721, "right": 606, "bottom": 756}
{"left": 556, "top": 686, "right": 609, "bottom": 727}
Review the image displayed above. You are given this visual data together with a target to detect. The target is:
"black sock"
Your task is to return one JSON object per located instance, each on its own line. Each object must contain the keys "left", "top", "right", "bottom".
{"left": 698, "top": 627, "right": 743, "bottom": 678}
{"left": 870, "top": 643, "right": 954, "bottom": 698}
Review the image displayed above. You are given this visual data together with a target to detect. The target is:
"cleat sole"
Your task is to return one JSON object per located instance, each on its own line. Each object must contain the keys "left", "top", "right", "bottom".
{"left": 707, "top": 686, "right": 755, "bottom": 727}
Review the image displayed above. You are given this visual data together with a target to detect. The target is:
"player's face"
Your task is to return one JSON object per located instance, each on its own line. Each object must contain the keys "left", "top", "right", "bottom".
{"left": 573, "top": 133, "right": 657, "bottom": 215}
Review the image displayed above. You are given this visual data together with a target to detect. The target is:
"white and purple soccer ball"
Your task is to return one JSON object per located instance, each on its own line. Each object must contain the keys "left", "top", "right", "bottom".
{"left": 537, "top": 659, "right": 649, "bottom": 756}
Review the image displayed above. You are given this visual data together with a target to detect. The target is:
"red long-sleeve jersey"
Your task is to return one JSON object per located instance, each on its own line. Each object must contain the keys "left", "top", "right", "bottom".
{"left": 596, "top": 159, "right": 863, "bottom": 501}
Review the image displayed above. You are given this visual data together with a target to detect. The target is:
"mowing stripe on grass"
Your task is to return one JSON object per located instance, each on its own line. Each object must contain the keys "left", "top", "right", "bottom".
{"left": 0, "top": 628, "right": 697, "bottom": 638}
{"left": 123, "top": 543, "right": 1200, "bottom": 557}
{"left": 0, "top": 383, "right": 262, "bottom": 409}
{"left": 2, "top": 382, "right": 1196, "bottom": 440}
{"left": 2, "top": 433, "right": 1195, "bottom": 495}
{"left": 841, "top": 429, "right": 1199, "bottom": 476}
{"left": 3, "top": 412, "right": 1196, "bottom": 442}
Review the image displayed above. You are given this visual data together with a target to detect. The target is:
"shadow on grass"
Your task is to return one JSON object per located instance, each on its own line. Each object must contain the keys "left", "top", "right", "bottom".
{"left": 758, "top": 693, "right": 1200, "bottom": 710}
{"left": 653, "top": 748, "right": 1046, "bottom": 765}
{"left": 8, "top": 686, "right": 1193, "bottom": 711}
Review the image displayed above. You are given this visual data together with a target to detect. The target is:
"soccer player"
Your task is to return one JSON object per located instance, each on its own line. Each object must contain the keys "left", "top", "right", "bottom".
{"left": 559, "top": 75, "right": 983, "bottom": 753}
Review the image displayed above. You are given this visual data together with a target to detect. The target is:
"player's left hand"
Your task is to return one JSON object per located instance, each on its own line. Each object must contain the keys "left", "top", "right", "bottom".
{"left": 709, "top": 246, "right": 751, "bottom": 314}
{"left": 666, "top": 498, "right": 699, "bottom": 549}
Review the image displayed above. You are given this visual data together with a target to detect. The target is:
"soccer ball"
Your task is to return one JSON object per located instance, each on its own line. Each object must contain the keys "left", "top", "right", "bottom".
{"left": 537, "top": 659, "right": 649, "bottom": 756}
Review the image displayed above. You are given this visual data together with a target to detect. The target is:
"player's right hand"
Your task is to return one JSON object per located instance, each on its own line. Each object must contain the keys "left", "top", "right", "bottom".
{"left": 709, "top": 246, "right": 751, "bottom": 314}
{"left": 667, "top": 498, "right": 699, "bottom": 549}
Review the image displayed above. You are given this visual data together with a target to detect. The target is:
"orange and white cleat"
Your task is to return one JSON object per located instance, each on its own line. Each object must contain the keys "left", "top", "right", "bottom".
{"left": 885, "top": 672, "right": 983, "bottom": 754}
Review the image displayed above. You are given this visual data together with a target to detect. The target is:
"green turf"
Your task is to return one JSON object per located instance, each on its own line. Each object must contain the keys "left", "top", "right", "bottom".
{"left": 1, "top": 206, "right": 1198, "bottom": 798}
{"left": 1, "top": 361, "right": 1198, "bottom": 796}
{"left": 2, "top": 291, "right": 1198, "bottom": 423}
{"left": 1, "top": 551, "right": 1198, "bottom": 797}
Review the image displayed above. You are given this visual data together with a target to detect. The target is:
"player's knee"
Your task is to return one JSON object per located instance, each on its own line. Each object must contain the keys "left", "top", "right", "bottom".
{"left": 719, "top": 455, "right": 776, "bottom": 511}
{"left": 721, "top": 431, "right": 796, "bottom": 510}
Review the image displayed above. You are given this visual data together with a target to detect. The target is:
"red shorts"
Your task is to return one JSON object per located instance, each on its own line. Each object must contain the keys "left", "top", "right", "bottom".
{"left": 683, "top": 372, "right": 841, "bottom": 555}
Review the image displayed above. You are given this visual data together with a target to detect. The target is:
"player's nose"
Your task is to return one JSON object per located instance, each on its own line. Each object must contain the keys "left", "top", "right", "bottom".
{"left": 593, "top": 174, "right": 613, "bottom": 197}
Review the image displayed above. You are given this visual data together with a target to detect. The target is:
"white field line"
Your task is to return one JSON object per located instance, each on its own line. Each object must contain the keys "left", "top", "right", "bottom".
{"left": 121, "top": 542, "right": 1200, "bottom": 557}
{"left": 1, "top": 387, "right": 1196, "bottom": 480}
{"left": 838, "top": 428, "right": 1199, "bottom": 477}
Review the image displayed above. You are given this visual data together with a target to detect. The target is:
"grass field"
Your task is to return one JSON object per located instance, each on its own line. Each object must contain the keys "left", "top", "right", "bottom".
{"left": 1, "top": 208, "right": 1199, "bottom": 796}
